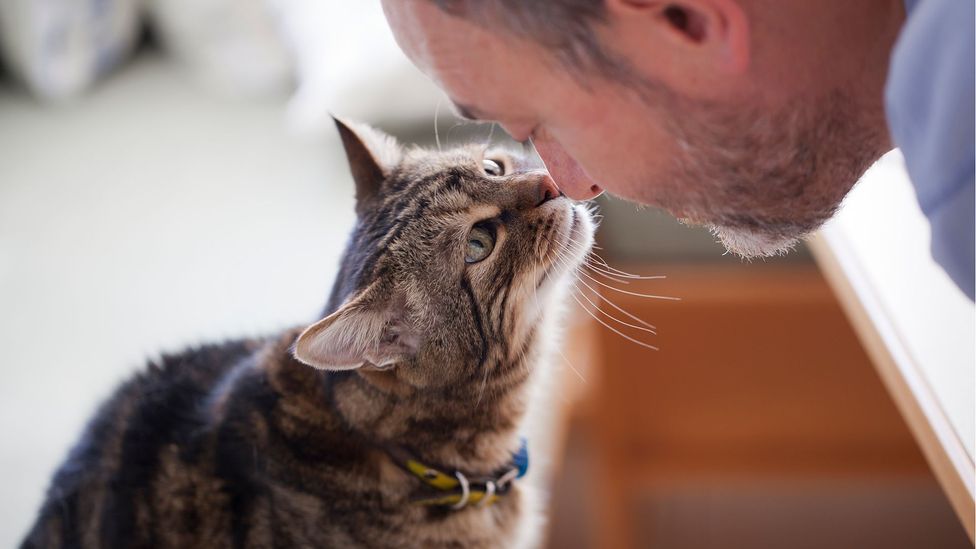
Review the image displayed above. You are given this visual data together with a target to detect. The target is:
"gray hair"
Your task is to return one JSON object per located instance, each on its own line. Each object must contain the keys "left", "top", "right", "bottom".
{"left": 429, "top": 0, "right": 638, "bottom": 84}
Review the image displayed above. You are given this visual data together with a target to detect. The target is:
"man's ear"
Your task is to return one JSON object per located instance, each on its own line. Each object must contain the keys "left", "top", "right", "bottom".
{"left": 293, "top": 283, "right": 418, "bottom": 371}
{"left": 332, "top": 116, "right": 403, "bottom": 212}
{"left": 606, "top": 0, "right": 750, "bottom": 74}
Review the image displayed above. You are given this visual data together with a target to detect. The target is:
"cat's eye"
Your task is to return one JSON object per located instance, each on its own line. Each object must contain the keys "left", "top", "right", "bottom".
{"left": 465, "top": 224, "right": 496, "bottom": 264}
{"left": 482, "top": 158, "right": 504, "bottom": 177}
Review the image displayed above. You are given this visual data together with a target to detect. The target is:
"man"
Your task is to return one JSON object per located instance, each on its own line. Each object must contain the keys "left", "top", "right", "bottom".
{"left": 381, "top": 0, "right": 974, "bottom": 299}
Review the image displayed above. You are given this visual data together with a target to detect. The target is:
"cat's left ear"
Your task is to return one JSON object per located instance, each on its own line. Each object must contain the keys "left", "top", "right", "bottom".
{"left": 293, "top": 283, "right": 418, "bottom": 371}
{"left": 333, "top": 116, "right": 402, "bottom": 211}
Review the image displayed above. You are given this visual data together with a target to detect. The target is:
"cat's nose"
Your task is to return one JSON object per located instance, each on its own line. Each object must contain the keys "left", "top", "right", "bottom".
{"left": 535, "top": 175, "right": 562, "bottom": 207}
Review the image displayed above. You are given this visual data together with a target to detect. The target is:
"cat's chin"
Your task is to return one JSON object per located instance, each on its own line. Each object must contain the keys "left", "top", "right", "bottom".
{"left": 535, "top": 200, "right": 594, "bottom": 297}
{"left": 558, "top": 201, "right": 596, "bottom": 267}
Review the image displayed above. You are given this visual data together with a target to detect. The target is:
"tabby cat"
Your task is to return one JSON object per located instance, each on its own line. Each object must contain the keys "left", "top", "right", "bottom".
{"left": 21, "top": 119, "right": 594, "bottom": 548}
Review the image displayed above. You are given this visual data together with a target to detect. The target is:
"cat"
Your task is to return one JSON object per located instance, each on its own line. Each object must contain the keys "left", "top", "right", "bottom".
{"left": 20, "top": 118, "right": 595, "bottom": 549}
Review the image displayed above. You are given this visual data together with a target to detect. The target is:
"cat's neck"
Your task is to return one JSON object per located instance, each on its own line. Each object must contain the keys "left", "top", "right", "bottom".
{"left": 256, "top": 328, "right": 535, "bottom": 475}
{"left": 330, "top": 365, "right": 531, "bottom": 475}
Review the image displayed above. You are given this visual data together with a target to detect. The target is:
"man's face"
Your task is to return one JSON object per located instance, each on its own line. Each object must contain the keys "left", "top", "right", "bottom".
{"left": 382, "top": 1, "right": 890, "bottom": 257}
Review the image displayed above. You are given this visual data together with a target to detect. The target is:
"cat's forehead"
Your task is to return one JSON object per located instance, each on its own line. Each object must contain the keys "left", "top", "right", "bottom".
{"left": 399, "top": 144, "right": 537, "bottom": 174}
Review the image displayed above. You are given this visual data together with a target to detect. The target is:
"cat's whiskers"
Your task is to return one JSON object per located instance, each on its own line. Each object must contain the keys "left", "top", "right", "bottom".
{"left": 559, "top": 245, "right": 664, "bottom": 332}
{"left": 582, "top": 263, "right": 635, "bottom": 285}
{"left": 539, "top": 230, "right": 662, "bottom": 349}
{"left": 543, "top": 233, "right": 655, "bottom": 332}
{"left": 546, "top": 243, "right": 662, "bottom": 352}
{"left": 572, "top": 275, "right": 657, "bottom": 334}
{"left": 529, "top": 252, "right": 589, "bottom": 384}
{"left": 585, "top": 250, "right": 665, "bottom": 281}
{"left": 553, "top": 336, "right": 589, "bottom": 385}
{"left": 584, "top": 257, "right": 666, "bottom": 281}
{"left": 576, "top": 268, "right": 681, "bottom": 301}
{"left": 568, "top": 291, "right": 660, "bottom": 352}
{"left": 572, "top": 281, "right": 657, "bottom": 335}
{"left": 559, "top": 274, "right": 660, "bottom": 350}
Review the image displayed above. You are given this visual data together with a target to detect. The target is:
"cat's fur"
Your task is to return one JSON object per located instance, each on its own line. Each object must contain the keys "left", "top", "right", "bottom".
{"left": 21, "top": 119, "right": 594, "bottom": 549}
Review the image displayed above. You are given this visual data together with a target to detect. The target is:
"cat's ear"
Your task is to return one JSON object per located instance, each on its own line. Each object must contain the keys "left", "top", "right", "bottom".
{"left": 333, "top": 116, "right": 402, "bottom": 209}
{"left": 293, "top": 283, "right": 417, "bottom": 371}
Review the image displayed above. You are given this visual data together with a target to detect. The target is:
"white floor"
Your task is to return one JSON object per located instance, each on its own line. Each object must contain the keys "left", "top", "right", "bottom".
{"left": 0, "top": 54, "right": 359, "bottom": 545}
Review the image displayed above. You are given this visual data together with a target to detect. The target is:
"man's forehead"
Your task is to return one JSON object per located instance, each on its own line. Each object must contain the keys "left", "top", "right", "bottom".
{"left": 383, "top": 2, "right": 506, "bottom": 112}
{"left": 383, "top": 1, "right": 481, "bottom": 71}
{"left": 381, "top": 1, "right": 430, "bottom": 61}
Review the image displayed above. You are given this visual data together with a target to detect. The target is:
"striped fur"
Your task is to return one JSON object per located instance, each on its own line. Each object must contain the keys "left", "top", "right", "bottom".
{"left": 21, "top": 120, "right": 594, "bottom": 549}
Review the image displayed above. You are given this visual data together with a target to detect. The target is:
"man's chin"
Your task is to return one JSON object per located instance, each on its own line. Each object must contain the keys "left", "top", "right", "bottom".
{"left": 708, "top": 224, "right": 801, "bottom": 259}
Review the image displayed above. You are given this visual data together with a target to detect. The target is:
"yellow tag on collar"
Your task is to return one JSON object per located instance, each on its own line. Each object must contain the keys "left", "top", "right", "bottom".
{"left": 405, "top": 459, "right": 458, "bottom": 490}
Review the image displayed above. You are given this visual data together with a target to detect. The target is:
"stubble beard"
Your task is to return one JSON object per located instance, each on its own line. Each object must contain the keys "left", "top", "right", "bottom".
{"left": 653, "top": 88, "right": 890, "bottom": 258}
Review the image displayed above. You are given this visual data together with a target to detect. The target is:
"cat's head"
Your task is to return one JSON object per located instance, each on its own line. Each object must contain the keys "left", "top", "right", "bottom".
{"left": 293, "top": 119, "right": 594, "bottom": 390}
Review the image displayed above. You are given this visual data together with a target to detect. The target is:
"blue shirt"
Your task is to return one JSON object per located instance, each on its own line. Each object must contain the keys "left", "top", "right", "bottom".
{"left": 886, "top": 0, "right": 975, "bottom": 300}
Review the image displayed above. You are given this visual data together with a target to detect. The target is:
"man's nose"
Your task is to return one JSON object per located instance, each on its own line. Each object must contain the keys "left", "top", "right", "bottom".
{"left": 532, "top": 133, "right": 604, "bottom": 201}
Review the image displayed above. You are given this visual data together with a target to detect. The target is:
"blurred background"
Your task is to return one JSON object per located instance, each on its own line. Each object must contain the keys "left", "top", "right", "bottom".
{"left": 0, "top": 2, "right": 970, "bottom": 548}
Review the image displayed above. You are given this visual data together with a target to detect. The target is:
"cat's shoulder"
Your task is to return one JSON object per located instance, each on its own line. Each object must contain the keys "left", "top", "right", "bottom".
{"left": 22, "top": 337, "right": 267, "bottom": 547}
{"left": 138, "top": 337, "right": 263, "bottom": 391}
{"left": 73, "top": 337, "right": 265, "bottom": 457}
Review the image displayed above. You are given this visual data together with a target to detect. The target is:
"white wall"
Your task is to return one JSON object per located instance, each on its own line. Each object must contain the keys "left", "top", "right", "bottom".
{"left": 0, "top": 54, "right": 359, "bottom": 545}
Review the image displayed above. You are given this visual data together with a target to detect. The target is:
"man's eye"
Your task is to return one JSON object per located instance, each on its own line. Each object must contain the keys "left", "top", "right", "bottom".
{"left": 482, "top": 158, "right": 504, "bottom": 177}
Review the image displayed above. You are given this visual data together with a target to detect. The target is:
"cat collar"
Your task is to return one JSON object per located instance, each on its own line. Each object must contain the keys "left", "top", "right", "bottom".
{"left": 386, "top": 438, "right": 529, "bottom": 510}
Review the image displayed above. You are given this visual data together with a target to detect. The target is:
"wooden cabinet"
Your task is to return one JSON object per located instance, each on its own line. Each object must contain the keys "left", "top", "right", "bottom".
{"left": 545, "top": 265, "right": 969, "bottom": 549}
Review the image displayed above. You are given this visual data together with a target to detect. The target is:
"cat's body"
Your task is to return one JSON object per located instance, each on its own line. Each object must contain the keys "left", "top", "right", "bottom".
{"left": 22, "top": 331, "right": 532, "bottom": 548}
{"left": 22, "top": 120, "right": 593, "bottom": 549}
